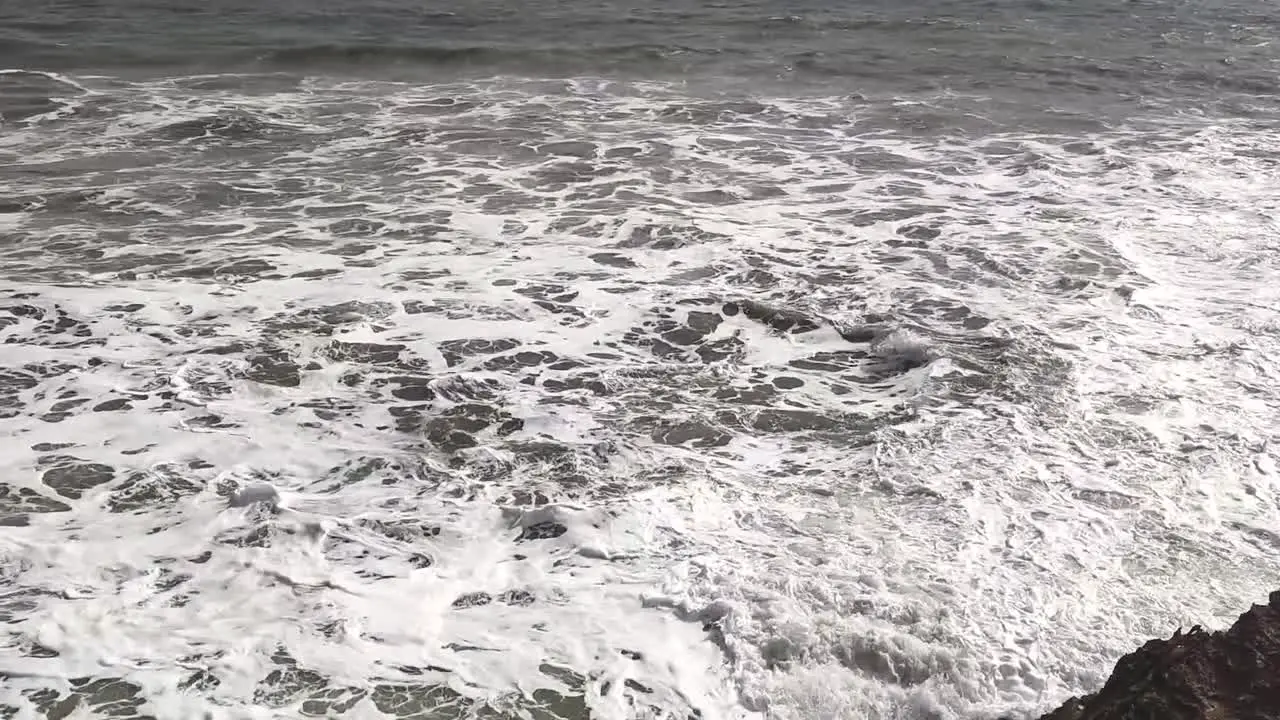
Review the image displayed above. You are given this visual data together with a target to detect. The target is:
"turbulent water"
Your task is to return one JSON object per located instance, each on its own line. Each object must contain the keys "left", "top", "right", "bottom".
{"left": 2, "top": 1, "right": 1280, "bottom": 719}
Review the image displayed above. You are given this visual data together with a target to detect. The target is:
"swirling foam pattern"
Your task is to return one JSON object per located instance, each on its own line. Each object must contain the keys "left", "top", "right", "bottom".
{"left": 0, "top": 73, "right": 1279, "bottom": 720}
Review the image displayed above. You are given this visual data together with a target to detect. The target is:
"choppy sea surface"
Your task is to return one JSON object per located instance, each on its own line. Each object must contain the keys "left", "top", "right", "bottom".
{"left": 2, "top": 1, "right": 1280, "bottom": 718}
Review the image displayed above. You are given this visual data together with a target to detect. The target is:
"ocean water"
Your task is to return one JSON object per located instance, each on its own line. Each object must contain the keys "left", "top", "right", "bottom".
{"left": 2, "top": 1, "right": 1280, "bottom": 718}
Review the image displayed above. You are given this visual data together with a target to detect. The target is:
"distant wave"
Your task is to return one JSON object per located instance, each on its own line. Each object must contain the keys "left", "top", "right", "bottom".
{"left": 0, "top": 39, "right": 742, "bottom": 77}
{"left": 255, "top": 42, "right": 735, "bottom": 72}
{"left": 0, "top": 34, "right": 65, "bottom": 64}
{"left": 1, "top": 34, "right": 1276, "bottom": 109}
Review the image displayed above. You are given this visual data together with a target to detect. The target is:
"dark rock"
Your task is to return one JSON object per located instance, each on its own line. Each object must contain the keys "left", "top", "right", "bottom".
{"left": 1038, "top": 591, "right": 1280, "bottom": 720}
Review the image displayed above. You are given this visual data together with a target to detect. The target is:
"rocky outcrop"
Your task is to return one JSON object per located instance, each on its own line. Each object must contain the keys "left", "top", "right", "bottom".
{"left": 1039, "top": 591, "right": 1280, "bottom": 720}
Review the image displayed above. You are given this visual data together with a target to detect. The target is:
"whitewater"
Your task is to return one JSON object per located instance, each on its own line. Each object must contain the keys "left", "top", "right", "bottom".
{"left": 1, "top": 71, "right": 1279, "bottom": 720}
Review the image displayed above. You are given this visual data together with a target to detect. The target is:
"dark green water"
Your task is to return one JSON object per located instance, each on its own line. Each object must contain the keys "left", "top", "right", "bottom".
{"left": 4, "top": 0, "right": 1279, "bottom": 116}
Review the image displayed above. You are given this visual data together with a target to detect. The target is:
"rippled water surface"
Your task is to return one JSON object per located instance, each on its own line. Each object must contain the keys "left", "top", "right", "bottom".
{"left": 2, "top": 1, "right": 1280, "bottom": 719}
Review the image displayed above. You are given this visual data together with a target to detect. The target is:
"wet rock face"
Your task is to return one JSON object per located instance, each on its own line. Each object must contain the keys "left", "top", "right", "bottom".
{"left": 1039, "top": 591, "right": 1280, "bottom": 720}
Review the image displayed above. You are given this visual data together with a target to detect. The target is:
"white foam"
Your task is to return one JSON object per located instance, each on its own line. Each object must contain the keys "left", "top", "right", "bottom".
{"left": 0, "top": 74, "right": 1278, "bottom": 720}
